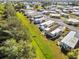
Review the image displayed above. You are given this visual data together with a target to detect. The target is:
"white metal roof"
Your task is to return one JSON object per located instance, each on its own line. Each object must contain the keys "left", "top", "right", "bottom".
{"left": 50, "top": 28, "right": 61, "bottom": 34}
{"left": 34, "top": 15, "right": 43, "bottom": 18}
{"left": 73, "top": 6, "right": 79, "bottom": 9}
{"left": 40, "top": 20, "right": 55, "bottom": 26}
{"left": 60, "top": 12, "right": 69, "bottom": 16}
{"left": 34, "top": 17, "right": 43, "bottom": 21}
{"left": 73, "top": 11, "right": 79, "bottom": 15}
{"left": 50, "top": 26, "right": 66, "bottom": 35}
{"left": 34, "top": 16, "right": 45, "bottom": 21}
{"left": 68, "top": 18, "right": 79, "bottom": 22}
{"left": 26, "top": 10, "right": 35, "bottom": 15}
{"left": 61, "top": 31, "right": 78, "bottom": 49}
{"left": 44, "top": 27, "right": 51, "bottom": 31}
{"left": 42, "top": 10, "right": 48, "bottom": 13}
{"left": 50, "top": 13, "right": 61, "bottom": 17}
{"left": 34, "top": 19, "right": 42, "bottom": 21}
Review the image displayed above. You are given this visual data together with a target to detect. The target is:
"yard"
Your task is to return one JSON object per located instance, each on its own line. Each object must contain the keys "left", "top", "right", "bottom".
{"left": 16, "top": 12, "right": 68, "bottom": 59}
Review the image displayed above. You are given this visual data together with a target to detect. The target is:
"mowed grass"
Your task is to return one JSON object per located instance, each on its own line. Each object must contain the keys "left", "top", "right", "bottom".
{"left": 47, "top": 40, "right": 68, "bottom": 59}
{"left": 16, "top": 12, "right": 56, "bottom": 59}
{"left": 32, "top": 40, "right": 46, "bottom": 59}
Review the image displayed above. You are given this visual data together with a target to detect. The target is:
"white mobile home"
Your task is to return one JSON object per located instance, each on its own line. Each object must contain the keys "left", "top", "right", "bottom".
{"left": 62, "top": 8, "right": 70, "bottom": 13}
{"left": 50, "top": 26, "right": 66, "bottom": 37}
{"left": 66, "top": 18, "right": 79, "bottom": 25}
{"left": 73, "top": 6, "right": 79, "bottom": 10}
{"left": 39, "top": 20, "right": 55, "bottom": 31}
{"left": 34, "top": 15, "right": 46, "bottom": 24}
{"left": 43, "top": 27, "right": 51, "bottom": 32}
{"left": 40, "top": 23, "right": 59, "bottom": 32}
{"left": 60, "top": 12, "right": 69, "bottom": 18}
{"left": 50, "top": 13, "right": 61, "bottom": 19}
{"left": 45, "top": 26, "right": 66, "bottom": 39}
{"left": 72, "top": 11, "right": 79, "bottom": 16}
{"left": 25, "top": 10, "right": 35, "bottom": 17}
{"left": 42, "top": 10, "right": 49, "bottom": 15}
{"left": 61, "top": 31, "right": 79, "bottom": 50}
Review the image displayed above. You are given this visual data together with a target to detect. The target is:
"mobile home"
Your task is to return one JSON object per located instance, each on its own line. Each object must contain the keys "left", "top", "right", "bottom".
{"left": 39, "top": 20, "right": 55, "bottom": 31}
{"left": 50, "top": 13, "right": 61, "bottom": 19}
{"left": 45, "top": 26, "right": 66, "bottom": 39}
{"left": 66, "top": 18, "right": 79, "bottom": 25}
{"left": 60, "top": 31, "right": 79, "bottom": 50}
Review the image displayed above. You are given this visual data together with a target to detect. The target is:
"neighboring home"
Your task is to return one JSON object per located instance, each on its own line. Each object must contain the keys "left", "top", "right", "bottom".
{"left": 49, "top": 8, "right": 57, "bottom": 11}
{"left": 49, "top": 10, "right": 57, "bottom": 14}
{"left": 55, "top": 9, "right": 62, "bottom": 13}
{"left": 45, "top": 26, "right": 66, "bottom": 39}
{"left": 57, "top": 5, "right": 64, "bottom": 10}
{"left": 44, "top": 27, "right": 51, "bottom": 32}
{"left": 66, "top": 18, "right": 79, "bottom": 25}
{"left": 50, "top": 13, "right": 61, "bottom": 19}
{"left": 31, "top": 12, "right": 42, "bottom": 19}
{"left": 62, "top": 8, "right": 70, "bottom": 13}
{"left": 60, "top": 12, "right": 69, "bottom": 18}
{"left": 60, "top": 31, "right": 79, "bottom": 50}
{"left": 44, "top": 24, "right": 59, "bottom": 32}
{"left": 46, "top": 5, "right": 56, "bottom": 9}
{"left": 23, "top": 2, "right": 31, "bottom": 9}
{"left": 33, "top": 15, "right": 46, "bottom": 24}
{"left": 72, "top": 11, "right": 79, "bottom": 16}
{"left": 39, "top": 20, "right": 55, "bottom": 31}
{"left": 26, "top": 5, "right": 31, "bottom": 9}
{"left": 73, "top": 6, "right": 79, "bottom": 10}
{"left": 20, "top": 9, "right": 25, "bottom": 13}
{"left": 25, "top": 10, "right": 35, "bottom": 17}
{"left": 42, "top": 10, "right": 49, "bottom": 15}
{"left": 64, "top": 6, "right": 79, "bottom": 14}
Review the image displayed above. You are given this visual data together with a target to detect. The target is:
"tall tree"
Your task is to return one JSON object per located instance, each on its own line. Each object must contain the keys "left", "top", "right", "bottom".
{"left": 0, "top": 39, "right": 35, "bottom": 59}
{"left": 0, "top": 2, "right": 35, "bottom": 59}
{"left": 4, "top": 2, "right": 16, "bottom": 17}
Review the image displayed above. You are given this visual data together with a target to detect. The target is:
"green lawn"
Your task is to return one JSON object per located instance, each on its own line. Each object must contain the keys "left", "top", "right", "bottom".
{"left": 16, "top": 12, "right": 56, "bottom": 59}
{"left": 32, "top": 40, "right": 46, "bottom": 59}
